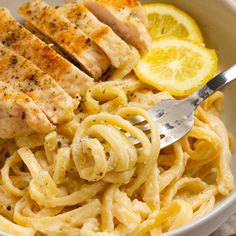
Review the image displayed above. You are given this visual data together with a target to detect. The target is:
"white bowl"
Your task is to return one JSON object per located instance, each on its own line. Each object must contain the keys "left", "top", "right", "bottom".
{"left": 1, "top": 0, "right": 236, "bottom": 235}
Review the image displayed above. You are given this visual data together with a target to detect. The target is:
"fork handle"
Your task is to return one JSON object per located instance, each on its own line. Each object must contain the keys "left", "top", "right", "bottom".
{"left": 185, "top": 64, "right": 236, "bottom": 108}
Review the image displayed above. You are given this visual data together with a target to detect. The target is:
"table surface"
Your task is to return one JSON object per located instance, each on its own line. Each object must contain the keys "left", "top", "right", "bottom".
{"left": 211, "top": 214, "right": 236, "bottom": 236}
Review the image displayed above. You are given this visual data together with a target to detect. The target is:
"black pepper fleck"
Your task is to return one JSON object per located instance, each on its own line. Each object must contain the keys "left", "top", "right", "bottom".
{"left": 11, "top": 57, "right": 18, "bottom": 65}
{"left": 22, "top": 112, "right": 25, "bottom": 120}
{"left": 28, "top": 75, "right": 35, "bottom": 81}
{"left": 86, "top": 38, "right": 91, "bottom": 44}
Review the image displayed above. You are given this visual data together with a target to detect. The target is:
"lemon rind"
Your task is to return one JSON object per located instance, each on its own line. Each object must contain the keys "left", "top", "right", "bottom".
{"left": 144, "top": 3, "right": 204, "bottom": 43}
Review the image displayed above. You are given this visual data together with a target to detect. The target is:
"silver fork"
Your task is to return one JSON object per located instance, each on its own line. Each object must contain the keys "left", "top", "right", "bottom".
{"left": 127, "top": 64, "right": 236, "bottom": 149}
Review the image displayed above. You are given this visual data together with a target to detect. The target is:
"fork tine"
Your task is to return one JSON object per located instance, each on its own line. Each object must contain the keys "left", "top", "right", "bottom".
{"left": 125, "top": 119, "right": 168, "bottom": 147}
{"left": 125, "top": 128, "right": 167, "bottom": 148}
{"left": 126, "top": 113, "right": 167, "bottom": 145}
{"left": 135, "top": 123, "right": 150, "bottom": 132}
{"left": 125, "top": 100, "right": 184, "bottom": 148}
{"left": 127, "top": 115, "right": 146, "bottom": 126}
{"left": 128, "top": 109, "right": 170, "bottom": 129}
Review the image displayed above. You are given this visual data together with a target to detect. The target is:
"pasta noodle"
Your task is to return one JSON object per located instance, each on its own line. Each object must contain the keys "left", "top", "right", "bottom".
{"left": 0, "top": 71, "right": 233, "bottom": 235}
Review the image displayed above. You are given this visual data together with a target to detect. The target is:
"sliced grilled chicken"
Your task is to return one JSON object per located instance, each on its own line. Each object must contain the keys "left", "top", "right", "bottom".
{"left": 19, "top": 0, "right": 110, "bottom": 79}
{"left": 23, "top": 21, "right": 73, "bottom": 63}
{"left": 58, "top": 3, "right": 131, "bottom": 68}
{"left": 0, "top": 81, "right": 54, "bottom": 139}
{"left": 85, "top": 0, "right": 152, "bottom": 54}
{"left": 23, "top": 21, "right": 54, "bottom": 45}
{"left": 0, "top": 44, "right": 77, "bottom": 124}
{"left": 0, "top": 8, "right": 94, "bottom": 98}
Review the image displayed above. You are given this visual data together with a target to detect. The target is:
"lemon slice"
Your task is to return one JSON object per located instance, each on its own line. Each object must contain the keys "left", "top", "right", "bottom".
{"left": 134, "top": 37, "right": 218, "bottom": 96}
{"left": 144, "top": 3, "right": 203, "bottom": 43}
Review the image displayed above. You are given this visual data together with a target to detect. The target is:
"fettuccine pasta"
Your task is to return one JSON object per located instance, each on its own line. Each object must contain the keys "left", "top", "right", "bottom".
{"left": 0, "top": 71, "right": 234, "bottom": 236}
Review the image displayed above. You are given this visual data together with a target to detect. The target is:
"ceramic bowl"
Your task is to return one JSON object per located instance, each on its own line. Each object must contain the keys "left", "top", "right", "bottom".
{"left": 0, "top": 0, "right": 235, "bottom": 235}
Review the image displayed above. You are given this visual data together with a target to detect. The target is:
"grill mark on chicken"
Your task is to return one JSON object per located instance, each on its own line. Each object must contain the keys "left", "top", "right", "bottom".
{"left": 95, "top": 0, "right": 140, "bottom": 8}
{"left": 0, "top": 8, "right": 94, "bottom": 98}
{"left": 0, "top": 44, "right": 77, "bottom": 124}
{"left": 91, "top": 26, "right": 109, "bottom": 41}
{"left": 19, "top": 0, "right": 110, "bottom": 79}
{"left": 58, "top": 3, "right": 131, "bottom": 68}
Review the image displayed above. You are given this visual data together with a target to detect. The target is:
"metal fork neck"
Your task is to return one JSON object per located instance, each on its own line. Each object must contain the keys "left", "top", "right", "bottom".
{"left": 184, "top": 64, "right": 236, "bottom": 108}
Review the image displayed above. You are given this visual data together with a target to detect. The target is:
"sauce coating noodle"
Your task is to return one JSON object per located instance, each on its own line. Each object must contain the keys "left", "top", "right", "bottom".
{"left": 0, "top": 73, "right": 234, "bottom": 235}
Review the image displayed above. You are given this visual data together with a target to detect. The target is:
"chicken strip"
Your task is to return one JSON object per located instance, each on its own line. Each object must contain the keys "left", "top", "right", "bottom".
{"left": 0, "top": 81, "right": 54, "bottom": 139}
{"left": 0, "top": 44, "right": 77, "bottom": 124}
{"left": 0, "top": 7, "right": 93, "bottom": 98}
{"left": 58, "top": 3, "right": 131, "bottom": 68}
{"left": 23, "top": 21, "right": 73, "bottom": 64}
{"left": 19, "top": 0, "right": 110, "bottom": 79}
{"left": 85, "top": 0, "right": 152, "bottom": 54}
